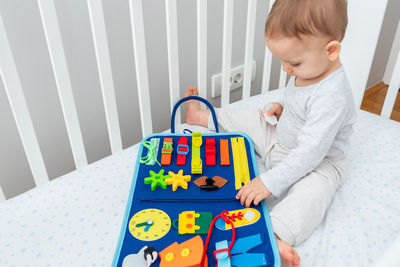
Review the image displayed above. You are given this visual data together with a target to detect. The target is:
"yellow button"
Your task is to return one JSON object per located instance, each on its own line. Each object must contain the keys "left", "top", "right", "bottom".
{"left": 193, "top": 158, "right": 201, "bottom": 166}
{"left": 193, "top": 139, "right": 201, "bottom": 146}
{"left": 181, "top": 248, "right": 190, "bottom": 257}
{"left": 165, "top": 252, "right": 174, "bottom": 261}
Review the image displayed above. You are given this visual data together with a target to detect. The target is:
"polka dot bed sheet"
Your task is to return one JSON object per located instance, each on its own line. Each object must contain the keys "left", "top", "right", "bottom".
{"left": 1, "top": 89, "right": 400, "bottom": 267}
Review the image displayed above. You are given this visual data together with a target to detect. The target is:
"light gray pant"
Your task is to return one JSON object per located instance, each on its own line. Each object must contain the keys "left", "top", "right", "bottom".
{"left": 208, "top": 106, "right": 346, "bottom": 246}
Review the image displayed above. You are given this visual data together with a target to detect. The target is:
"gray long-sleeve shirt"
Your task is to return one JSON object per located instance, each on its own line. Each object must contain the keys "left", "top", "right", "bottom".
{"left": 260, "top": 66, "right": 357, "bottom": 197}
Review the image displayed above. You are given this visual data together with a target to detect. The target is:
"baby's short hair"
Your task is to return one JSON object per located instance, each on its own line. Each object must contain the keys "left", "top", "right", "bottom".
{"left": 265, "top": 0, "right": 348, "bottom": 41}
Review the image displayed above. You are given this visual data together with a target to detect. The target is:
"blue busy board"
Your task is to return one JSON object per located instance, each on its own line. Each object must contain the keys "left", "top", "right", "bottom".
{"left": 112, "top": 96, "right": 280, "bottom": 267}
{"left": 112, "top": 133, "right": 280, "bottom": 267}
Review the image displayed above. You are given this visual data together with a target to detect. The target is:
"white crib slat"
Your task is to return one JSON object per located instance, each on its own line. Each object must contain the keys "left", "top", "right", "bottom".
{"left": 0, "top": 186, "right": 5, "bottom": 202}
{"left": 278, "top": 67, "right": 287, "bottom": 88}
{"left": 381, "top": 49, "right": 400, "bottom": 119}
{"left": 87, "top": 0, "right": 122, "bottom": 153}
{"left": 221, "top": 0, "right": 234, "bottom": 107}
{"left": 0, "top": 15, "right": 49, "bottom": 186}
{"left": 197, "top": 0, "right": 207, "bottom": 100}
{"left": 38, "top": 0, "right": 88, "bottom": 169}
{"left": 341, "top": 0, "right": 388, "bottom": 108}
{"left": 261, "top": 46, "right": 273, "bottom": 93}
{"left": 383, "top": 22, "right": 400, "bottom": 85}
{"left": 129, "top": 0, "right": 153, "bottom": 137}
{"left": 165, "top": 0, "right": 180, "bottom": 123}
{"left": 242, "top": 0, "right": 257, "bottom": 100}
{"left": 261, "top": 0, "right": 275, "bottom": 93}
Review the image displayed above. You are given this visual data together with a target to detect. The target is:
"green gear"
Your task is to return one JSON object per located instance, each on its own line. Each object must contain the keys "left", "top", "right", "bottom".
{"left": 144, "top": 169, "right": 170, "bottom": 191}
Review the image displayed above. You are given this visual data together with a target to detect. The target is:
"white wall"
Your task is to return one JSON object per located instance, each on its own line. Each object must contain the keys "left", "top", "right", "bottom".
{"left": 0, "top": 0, "right": 272, "bottom": 199}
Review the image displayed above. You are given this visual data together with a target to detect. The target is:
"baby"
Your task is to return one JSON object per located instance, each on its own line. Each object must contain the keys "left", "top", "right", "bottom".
{"left": 184, "top": 0, "right": 356, "bottom": 266}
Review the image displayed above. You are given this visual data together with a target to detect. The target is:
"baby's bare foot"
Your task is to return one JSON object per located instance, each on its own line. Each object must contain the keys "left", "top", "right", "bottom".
{"left": 184, "top": 86, "right": 201, "bottom": 125}
{"left": 277, "top": 239, "right": 300, "bottom": 267}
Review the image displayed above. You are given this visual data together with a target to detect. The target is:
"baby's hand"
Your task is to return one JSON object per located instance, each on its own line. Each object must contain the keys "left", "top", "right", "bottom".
{"left": 236, "top": 177, "right": 272, "bottom": 207}
{"left": 262, "top": 102, "right": 283, "bottom": 121}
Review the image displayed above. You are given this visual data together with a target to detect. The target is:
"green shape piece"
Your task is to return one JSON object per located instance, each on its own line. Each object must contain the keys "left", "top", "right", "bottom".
{"left": 144, "top": 169, "right": 170, "bottom": 191}
{"left": 194, "top": 212, "right": 213, "bottom": 235}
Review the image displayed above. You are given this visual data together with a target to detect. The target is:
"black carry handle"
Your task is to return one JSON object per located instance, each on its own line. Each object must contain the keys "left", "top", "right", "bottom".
{"left": 170, "top": 95, "right": 219, "bottom": 133}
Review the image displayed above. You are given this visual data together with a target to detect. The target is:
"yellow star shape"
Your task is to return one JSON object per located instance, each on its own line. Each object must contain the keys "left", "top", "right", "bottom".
{"left": 165, "top": 170, "right": 191, "bottom": 191}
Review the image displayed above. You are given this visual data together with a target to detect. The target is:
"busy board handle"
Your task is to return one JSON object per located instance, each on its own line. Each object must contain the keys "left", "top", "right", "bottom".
{"left": 171, "top": 95, "right": 219, "bottom": 133}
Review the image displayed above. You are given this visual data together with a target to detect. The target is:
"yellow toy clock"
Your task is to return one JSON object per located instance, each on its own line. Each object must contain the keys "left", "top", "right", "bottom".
{"left": 128, "top": 208, "right": 171, "bottom": 241}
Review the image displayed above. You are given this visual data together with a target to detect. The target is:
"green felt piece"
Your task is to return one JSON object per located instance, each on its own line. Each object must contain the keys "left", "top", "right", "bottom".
{"left": 144, "top": 169, "right": 170, "bottom": 191}
{"left": 194, "top": 212, "right": 213, "bottom": 235}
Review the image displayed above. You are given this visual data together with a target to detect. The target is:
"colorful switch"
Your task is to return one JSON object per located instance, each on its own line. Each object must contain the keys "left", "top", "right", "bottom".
{"left": 205, "top": 138, "right": 216, "bottom": 166}
{"left": 220, "top": 139, "right": 230, "bottom": 166}
{"left": 191, "top": 132, "right": 202, "bottom": 174}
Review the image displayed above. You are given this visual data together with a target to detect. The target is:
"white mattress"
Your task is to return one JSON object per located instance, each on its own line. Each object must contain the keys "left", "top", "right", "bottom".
{"left": 1, "top": 90, "right": 400, "bottom": 267}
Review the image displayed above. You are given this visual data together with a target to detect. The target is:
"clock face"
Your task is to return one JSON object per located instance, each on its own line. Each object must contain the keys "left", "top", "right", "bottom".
{"left": 128, "top": 209, "right": 171, "bottom": 241}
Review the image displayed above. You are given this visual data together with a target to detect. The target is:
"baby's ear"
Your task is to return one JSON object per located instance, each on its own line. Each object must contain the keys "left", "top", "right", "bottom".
{"left": 325, "top": 41, "right": 341, "bottom": 61}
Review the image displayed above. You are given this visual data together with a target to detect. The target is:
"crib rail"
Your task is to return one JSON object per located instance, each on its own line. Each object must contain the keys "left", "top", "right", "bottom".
{"left": 242, "top": 0, "right": 257, "bottom": 100}
{"left": 87, "top": 0, "right": 123, "bottom": 153}
{"left": 129, "top": 0, "right": 153, "bottom": 137}
{"left": 38, "top": 0, "right": 88, "bottom": 169}
{"left": 0, "top": 187, "right": 4, "bottom": 202}
{"left": 197, "top": 0, "right": 207, "bottom": 100}
{"left": 0, "top": 0, "right": 397, "bottom": 200}
{"left": 165, "top": 0, "right": 181, "bottom": 123}
{"left": 381, "top": 20, "right": 400, "bottom": 119}
{"left": 0, "top": 14, "right": 49, "bottom": 187}
{"left": 261, "top": 0, "right": 274, "bottom": 94}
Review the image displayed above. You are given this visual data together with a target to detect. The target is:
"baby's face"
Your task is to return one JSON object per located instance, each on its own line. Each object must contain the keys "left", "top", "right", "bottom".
{"left": 266, "top": 35, "right": 332, "bottom": 82}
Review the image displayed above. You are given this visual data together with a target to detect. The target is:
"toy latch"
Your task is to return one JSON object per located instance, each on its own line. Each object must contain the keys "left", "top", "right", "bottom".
{"left": 177, "top": 144, "right": 189, "bottom": 155}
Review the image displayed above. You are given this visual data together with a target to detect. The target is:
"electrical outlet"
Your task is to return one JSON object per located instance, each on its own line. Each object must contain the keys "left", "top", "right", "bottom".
{"left": 211, "top": 60, "right": 256, "bottom": 98}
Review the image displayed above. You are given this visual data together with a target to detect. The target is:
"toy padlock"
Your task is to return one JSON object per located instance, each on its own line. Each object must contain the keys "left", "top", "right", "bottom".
{"left": 172, "top": 211, "right": 213, "bottom": 235}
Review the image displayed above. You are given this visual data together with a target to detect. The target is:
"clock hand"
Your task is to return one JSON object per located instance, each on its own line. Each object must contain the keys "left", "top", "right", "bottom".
{"left": 135, "top": 220, "right": 154, "bottom": 232}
